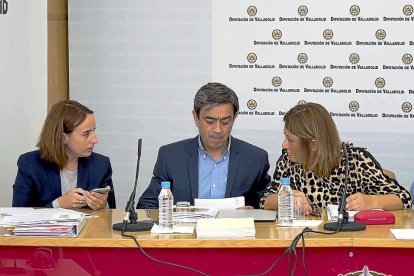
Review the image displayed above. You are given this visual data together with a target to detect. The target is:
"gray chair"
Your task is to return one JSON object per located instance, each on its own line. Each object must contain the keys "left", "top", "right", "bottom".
{"left": 383, "top": 168, "right": 396, "bottom": 180}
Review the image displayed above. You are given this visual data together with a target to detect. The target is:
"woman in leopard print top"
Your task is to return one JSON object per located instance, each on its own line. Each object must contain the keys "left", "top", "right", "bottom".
{"left": 261, "top": 103, "right": 412, "bottom": 212}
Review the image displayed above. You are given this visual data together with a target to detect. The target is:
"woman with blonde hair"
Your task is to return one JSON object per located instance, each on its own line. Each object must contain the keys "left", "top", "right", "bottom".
{"left": 13, "top": 100, "right": 115, "bottom": 209}
{"left": 261, "top": 102, "right": 411, "bottom": 212}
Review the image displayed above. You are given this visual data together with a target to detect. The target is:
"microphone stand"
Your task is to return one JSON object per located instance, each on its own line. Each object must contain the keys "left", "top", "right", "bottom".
{"left": 113, "top": 139, "right": 154, "bottom": 231}
{"left": 324, "top": 142, "right": 366, "bottom": 232}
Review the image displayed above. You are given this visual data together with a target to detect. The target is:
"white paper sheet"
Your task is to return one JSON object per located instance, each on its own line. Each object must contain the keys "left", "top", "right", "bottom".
{"left": 277, "top": 220, "right": 323, "bottom": 228}
{"left": 0, "top": 209, "right": 84, "bottom": 225}
{"left": 194, "top": 196, "right": 245, "bottom": 209}
{"left": 390, "top": 229, "right": 414, "bottom": 240}
{"left": 196, "top": 217, "right": 255, "bottom": 238}
{"left": 150, "top": 224, "right": 194, "bottom": 234}
{"left": 173, "top": 206, "right": 218, "bottom": 223}
{"left": 326, "top": 204, "right": 359, "bottom": 222}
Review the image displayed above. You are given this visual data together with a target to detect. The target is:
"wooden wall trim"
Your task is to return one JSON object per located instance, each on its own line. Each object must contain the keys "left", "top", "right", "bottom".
{"left": 47, "top": 0, "right": 69, "bottom": 111}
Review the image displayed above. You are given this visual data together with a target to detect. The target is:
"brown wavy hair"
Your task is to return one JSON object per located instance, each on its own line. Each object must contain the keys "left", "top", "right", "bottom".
{"left": 36, "top": 100, "right": 93, "bottom": 169}
{"left": 283, "top": 102, "right": 341, "bottom": 177}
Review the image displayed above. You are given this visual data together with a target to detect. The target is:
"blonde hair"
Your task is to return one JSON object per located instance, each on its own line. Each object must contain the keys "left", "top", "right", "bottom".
{"left": 36, "top": 100, "right": 93, "bottom": 169}
{"left": 283, "top": 102, "right": 341, "bottom": 177}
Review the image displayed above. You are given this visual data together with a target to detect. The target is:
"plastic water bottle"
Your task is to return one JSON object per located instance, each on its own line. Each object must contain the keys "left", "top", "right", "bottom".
{"left": 278, "top": 177, "right": 294, "bottom": 225}
{"left": 158, "top": 181, "right": 174, "bottom": 230}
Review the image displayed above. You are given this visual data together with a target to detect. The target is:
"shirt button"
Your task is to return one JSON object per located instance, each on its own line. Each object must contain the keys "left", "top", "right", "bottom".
{"left": 213, "top": 184, "right": 216, "bottom": 188}
{"left": 224, "top": 157, "right": 227, "bottom": 160}
{"left": 214, "top": 163, "right": 217, "bottom": 167}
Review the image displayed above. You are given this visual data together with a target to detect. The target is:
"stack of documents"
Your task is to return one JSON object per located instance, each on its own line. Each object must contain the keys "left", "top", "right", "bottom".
{"left": 0, "top": 208, "right": 86, "bottom": 237}
{"left": 173, "top": 206, "right": 218, "bottom": 223}
{"left": 196, "top": 217, "right": 255, "bottom": 238}
{"left": 217, "top": 209, "right": 276, "bottom": 222}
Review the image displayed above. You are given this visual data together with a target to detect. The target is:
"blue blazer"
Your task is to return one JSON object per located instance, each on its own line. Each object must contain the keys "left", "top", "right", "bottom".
{"left": 12, "top": 150, "right": 116, "bottom": 208}
{"left": 137, "top": 136, "right": 271, "bottom": 209}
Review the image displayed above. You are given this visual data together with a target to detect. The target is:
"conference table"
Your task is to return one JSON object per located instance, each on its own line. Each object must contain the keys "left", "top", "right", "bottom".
{"left": 1, "top": 209, "right": 413, "bottom": 275}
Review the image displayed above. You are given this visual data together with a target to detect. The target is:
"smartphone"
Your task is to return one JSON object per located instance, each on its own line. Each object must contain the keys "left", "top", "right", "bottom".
{"left": 90, "top": 186, "right": 111, "bottom": 194}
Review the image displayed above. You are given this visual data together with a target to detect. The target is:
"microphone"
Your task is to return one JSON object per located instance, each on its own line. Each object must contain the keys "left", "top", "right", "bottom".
{"left": 113, "top": 139, "right": 154, "bottom": 231}
{"left": 323, "top": 142, "right": 366, "bottom": 232}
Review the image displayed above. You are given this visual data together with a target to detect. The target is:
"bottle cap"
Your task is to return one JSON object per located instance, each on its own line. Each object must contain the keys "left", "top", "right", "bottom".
{"left": 161, "top": 181, "right": 170, "bottom": 189}
{"left": 280, "top": 178, "right": 291, "bottom": 185}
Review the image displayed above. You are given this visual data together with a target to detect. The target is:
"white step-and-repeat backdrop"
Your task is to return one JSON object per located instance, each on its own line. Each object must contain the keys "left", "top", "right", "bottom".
{"left": 69, "top": 0, "right": 414, "bottom": 207}
{"left": 0, "top": 0, "right": 47, "bottom": 206}
{"left": 213, "top": 1, "right": 414, "bottom": 132}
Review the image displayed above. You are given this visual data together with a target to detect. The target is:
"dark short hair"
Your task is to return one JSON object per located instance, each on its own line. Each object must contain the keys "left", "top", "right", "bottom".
{"left": 36, "top": 100, "right": 93, "bottom": 169}
{"left": 193, "top": 82, "right": 239, "bottom": 116}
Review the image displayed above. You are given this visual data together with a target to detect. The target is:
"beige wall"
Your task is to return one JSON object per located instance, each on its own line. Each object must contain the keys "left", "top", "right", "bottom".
{"left": 1, "top": 0, "right": 48, "bottom": 206}
{"left": 48, "top": 0, "right": 68, "bottom": 110}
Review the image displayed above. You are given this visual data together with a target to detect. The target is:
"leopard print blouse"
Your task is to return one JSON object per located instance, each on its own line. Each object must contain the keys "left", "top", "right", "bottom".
{"left": 260, "top": 143, "right": 412, "bottom": 209}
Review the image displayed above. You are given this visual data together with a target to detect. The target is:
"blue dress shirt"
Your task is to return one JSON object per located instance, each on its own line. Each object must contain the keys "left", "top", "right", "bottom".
{"left": 197, "top": 137, "right": 231, "bottom": 199}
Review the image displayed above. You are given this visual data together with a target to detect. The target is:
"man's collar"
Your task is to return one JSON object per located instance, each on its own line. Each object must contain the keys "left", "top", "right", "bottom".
{"left": 197, "top": 135, "right": 232, "bottom": 156}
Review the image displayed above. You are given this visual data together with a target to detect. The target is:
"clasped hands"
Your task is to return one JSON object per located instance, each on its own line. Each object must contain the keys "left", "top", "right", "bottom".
{"left": 58, "top": 188, "right": 108, "bottom": 210}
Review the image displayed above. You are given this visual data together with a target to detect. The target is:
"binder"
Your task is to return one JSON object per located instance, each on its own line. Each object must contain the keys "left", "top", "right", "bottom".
{"left": 0, "top": 208, "right": 87, "bottom": 237}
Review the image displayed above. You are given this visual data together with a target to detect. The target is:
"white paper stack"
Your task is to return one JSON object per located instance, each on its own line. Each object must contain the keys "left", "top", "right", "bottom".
{"left": 173, "top": 206, "right": 218, "bottom": 223}
{"left": 196, "top": 218, "right": 255, "bottom": 238}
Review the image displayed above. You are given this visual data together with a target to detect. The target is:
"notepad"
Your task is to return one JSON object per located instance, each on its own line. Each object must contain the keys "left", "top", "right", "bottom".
{"left": 196, "top": 218, "right": 255, "bottom": 238}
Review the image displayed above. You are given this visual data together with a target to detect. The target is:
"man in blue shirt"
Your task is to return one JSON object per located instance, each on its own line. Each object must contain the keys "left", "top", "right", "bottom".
{"left": 137, "top": 82, "right": 271, "bottom": 209}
